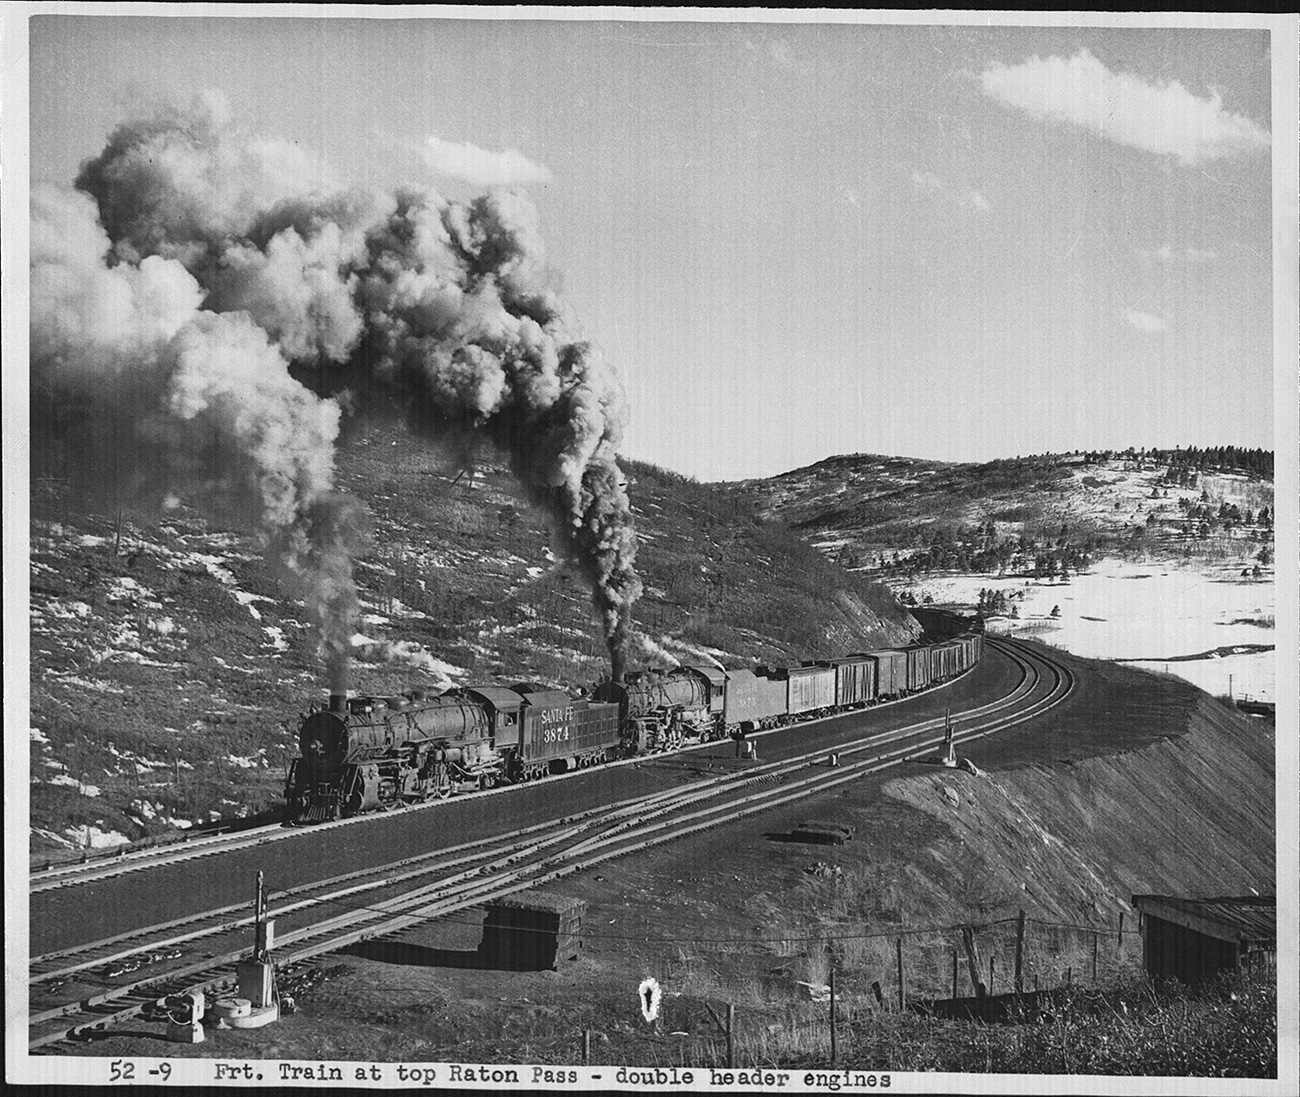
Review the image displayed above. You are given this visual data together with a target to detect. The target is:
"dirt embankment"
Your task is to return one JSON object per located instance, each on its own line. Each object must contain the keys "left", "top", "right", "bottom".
{"left": 883, "top": 680, "right": 1276, "bottom": 930}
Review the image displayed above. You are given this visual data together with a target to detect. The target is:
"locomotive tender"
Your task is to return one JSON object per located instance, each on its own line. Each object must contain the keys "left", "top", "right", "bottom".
{"left": 285, "top": 616, "right": 984, "bottom": 823}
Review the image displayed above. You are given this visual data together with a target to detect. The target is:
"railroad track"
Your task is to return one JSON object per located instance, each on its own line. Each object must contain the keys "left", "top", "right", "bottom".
{"left": 29, "top": 639, "right": 1071, "bottom": 1051}
{"left": 29, "top": 642, "right": 994, "bottom": 896}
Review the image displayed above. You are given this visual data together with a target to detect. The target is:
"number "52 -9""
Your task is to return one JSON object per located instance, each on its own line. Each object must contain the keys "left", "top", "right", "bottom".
{"left": 110, "top": 1060, "right": 171, "bottom": 1082}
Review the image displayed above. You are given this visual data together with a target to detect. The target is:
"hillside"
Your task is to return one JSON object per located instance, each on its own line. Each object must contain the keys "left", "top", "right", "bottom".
{"left": 739, "top": 450, "right": 1274, "bottom": 589}
{"left": 25, "top": 440, "right": 1275, "bottom": 857}
{"left": 27, "top": 423, "right": 917, "bottom": 856}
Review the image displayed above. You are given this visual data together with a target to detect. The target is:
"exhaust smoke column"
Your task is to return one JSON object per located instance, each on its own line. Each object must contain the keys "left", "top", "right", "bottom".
{"left": 34, "top": 96, "right": 640, "bottom": 684}
{"left": 360, "top": 190, "right": 642, "bottom": 680}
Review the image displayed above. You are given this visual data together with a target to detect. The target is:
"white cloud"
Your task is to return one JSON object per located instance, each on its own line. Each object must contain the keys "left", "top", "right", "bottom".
{"left": 1185, "top": 247, "right": 1218, "bottom": 262}
{"left": 1123, "top": 308, "right": 1168, "bottom": 333}
{"left": 423, "top": 137, "right": 553, "bottom": 188}
{"left": 910, "top": 170, "right": 989, "bottom": 211}
{"left": 980, "top": 49, "right": 1270, "bottom": 165}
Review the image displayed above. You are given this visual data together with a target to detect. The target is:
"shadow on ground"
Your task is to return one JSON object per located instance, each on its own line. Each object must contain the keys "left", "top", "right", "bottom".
{"left": 341, "top": 940, "right": 557, "bottom": 972}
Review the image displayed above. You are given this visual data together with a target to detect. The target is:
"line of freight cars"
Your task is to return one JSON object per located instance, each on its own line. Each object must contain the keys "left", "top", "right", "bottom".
{"left": 600, "top": 628, "right": 985, "bottom": 755}
{"left": 284, "top": 619, "right": 983, "bottom": 822}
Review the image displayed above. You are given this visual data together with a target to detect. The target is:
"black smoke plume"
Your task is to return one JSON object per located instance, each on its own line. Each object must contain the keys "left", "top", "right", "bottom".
{"left": 33, "top": 95, "right": 640, "bottom": 685}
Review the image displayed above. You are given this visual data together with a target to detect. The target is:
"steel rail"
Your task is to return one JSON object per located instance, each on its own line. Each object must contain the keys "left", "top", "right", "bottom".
{"left": 31, "top": 640, "right": 1068, "bottom": 1051}
{"left": 29, "top": 640, "right": 992, "bottom": 893}
{"left": 28, "top": 642, "right": 1036, "bottom": 994}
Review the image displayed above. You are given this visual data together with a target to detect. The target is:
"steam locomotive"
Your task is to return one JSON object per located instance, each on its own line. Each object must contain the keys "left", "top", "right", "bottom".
{"left": 284, "top": 614, "right": 984, "bottom": 823}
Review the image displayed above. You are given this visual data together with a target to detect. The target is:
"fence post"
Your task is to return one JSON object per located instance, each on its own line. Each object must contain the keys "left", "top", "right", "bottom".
{"left": 989, "top": 955, "right": 994, "bottom": 996}
{"left": 726, "top": 1003, "right": 735, "bottom": 1069}
{"left": 582, "top": 1029, "right": 590, "bottom": 1065}
{"left": 951, "top": 949, "right": 958, "bottom": 1000}
{"left": 896, "top": 938, "right": 906, "bottom": 1012}
{"left": 1092, "top": 932, "right": 1099, "bottom": 982}
{"left": 1118, "top": 912, "right": 1124, "bottom": 950}
{"left": 1014, "top": 909, "right": 1026, "bottom": 994}
{"left": 961, "top": 926, "right": 986, "bottom": 998}
{"left": 829, "top": 969, "right": 837, "bottom": 1066}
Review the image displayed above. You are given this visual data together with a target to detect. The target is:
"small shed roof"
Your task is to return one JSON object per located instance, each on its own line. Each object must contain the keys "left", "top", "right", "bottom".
{"left": 1132, "top": 895, "right": 1276, "bottom": 947}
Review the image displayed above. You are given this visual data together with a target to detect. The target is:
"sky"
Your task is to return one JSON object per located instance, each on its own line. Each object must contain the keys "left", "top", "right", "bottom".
{"left": 19, "top": 11, "right": 1288, "bottom": 481}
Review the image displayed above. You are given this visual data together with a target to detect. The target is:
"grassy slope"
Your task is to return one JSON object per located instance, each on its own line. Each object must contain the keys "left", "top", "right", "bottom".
{"left": 28, "top": 423, "right": 917, "bottom": 855}
{"left": 739, "top": 451, "right": 1274, "bottom": 580}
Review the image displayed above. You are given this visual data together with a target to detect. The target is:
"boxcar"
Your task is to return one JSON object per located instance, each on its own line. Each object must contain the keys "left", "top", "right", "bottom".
{"left": 824, "top": 657, "right": 875, "bottom": 708}
{"left": 783, "top": 664, "right": 837, "bottom": 716}
{"left": 723, "top": 668, "right": 789, "bottom": 730}
{"left": 932, "top": 640, "right": 958, "bottom": 681}
{"left": 867, "top": 650, "right": 909, "bottom": 700}
{"left": 904, "top": 646, "right": 932, "bottom": 693}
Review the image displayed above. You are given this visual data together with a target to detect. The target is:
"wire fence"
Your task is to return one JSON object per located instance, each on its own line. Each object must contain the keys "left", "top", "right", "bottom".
{"left": 266, "top": 900, "right": 1148, "bottom": 1069}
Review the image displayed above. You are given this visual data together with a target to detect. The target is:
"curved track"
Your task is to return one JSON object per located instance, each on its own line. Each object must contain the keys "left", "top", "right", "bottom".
{"left": 29, "top": 638, "right": 997, "bottom": 896}
{"left": 29, "top": 637, "right": 1071, "bottom": 1051}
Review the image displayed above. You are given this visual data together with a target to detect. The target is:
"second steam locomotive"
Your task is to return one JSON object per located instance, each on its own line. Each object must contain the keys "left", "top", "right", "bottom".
{"left": 285, "top": 614, "right": 984, "bottom": 823}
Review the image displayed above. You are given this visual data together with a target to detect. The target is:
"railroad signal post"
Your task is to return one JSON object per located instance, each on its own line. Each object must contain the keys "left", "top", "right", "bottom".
{"left": 228, "top": 870, "right": 281, "bottom": 1028}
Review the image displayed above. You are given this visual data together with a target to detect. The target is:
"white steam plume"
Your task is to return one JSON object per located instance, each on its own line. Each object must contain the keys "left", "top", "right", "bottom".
{"left": 31, "top": 180, "right": 366, "bottom": 689}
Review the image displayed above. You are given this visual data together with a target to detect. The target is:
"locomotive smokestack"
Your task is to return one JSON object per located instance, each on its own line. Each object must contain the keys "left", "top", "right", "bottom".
{"left": 611, "top": 649, "right": 625, "bottom": 685}
{"left": 328, "top": 692, "right": 348, "bottom": 714}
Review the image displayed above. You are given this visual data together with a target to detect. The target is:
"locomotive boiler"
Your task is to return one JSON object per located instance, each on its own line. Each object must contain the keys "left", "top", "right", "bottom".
{"left": 285, "top": 685, "right": 621, "bottom": 822}
{"left": 592, "top": 666, "right": 725, "bottom": 753}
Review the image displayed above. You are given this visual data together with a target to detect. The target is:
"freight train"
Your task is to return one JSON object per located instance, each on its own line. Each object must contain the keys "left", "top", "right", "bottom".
{"left": 284, "top": 615, "right": 984, "bottom": 823}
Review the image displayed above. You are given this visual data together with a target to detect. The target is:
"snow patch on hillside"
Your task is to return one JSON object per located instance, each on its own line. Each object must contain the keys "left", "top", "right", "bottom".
{"left": 49, "top": 774, "right": 102, "bottom": 796}
{"left": 351, "top": 634, "right": 465, "bottom": 686}
{"left": 65, "top": 824, "right": 130, "bottom": 849}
